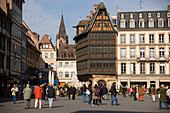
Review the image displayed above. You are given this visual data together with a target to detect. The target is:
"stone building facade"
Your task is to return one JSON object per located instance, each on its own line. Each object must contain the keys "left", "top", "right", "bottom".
{"left": 117, "top": 6, "right": 170, "bottom": 89}
{"left": 0, "top": 6, "right": 11, "bottom": 97}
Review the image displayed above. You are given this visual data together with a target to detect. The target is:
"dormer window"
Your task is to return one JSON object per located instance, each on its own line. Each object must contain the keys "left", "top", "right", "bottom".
{"left": 139, "top": 19, "right": 144, "bottom": 28}
{"left": 120, "top": 20, "right": 126, "bottom": 28}
{"left": 148, "top": 19, "right": 154, "bottom": 27}
{"left": 148, "top": 13, "right": 151, "bottom": 18}
{"left": 167, "top": 12, "right": 170, "bottom": 17}
{"left": 168, "top": 18, "right": 170, "bottom": 27}
{"left": 130, "top": 13, "right": 133, "bottom": 18}
{"left": 121, "top": 14, "right": 124, "bottom": 19}
{"left": 157, "top": 13, "right": 160, "bottom": 17}
{"left": 130, "top": 20, "right": 135, "bottom": 28}
{"left": 139, "top": 13, "right": 142, "bottom": 18}
{"left": 158, "top": 19, "right": 164, "bottom": 27}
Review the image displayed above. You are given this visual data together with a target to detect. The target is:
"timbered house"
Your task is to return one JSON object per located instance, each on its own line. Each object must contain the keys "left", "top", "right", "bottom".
{"left": 74, "top": 2, "right": 117, "bottom": 88}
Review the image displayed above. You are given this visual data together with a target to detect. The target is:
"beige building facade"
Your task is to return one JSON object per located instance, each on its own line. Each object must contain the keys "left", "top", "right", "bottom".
{"left": 117, "top": 6, "right": 170, "bottom": 89}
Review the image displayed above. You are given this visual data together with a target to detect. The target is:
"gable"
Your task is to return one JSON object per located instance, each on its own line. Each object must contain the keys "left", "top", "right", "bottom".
{"left": 92, "top": 10, "right": 113, "bottom": 31}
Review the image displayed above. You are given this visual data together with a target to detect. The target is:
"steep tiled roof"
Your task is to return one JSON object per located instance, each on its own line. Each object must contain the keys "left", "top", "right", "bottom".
{"left": 77, "top": 20, "right": 89, "bottom": 27}
{"left": 74, "top": 2, "right": 117, "bottom": 40}
{"left": 40, "top": 34, "right": 51, "bottom": 44}
{"left": 57, "top": 44, "right": 76, "bottom": 60}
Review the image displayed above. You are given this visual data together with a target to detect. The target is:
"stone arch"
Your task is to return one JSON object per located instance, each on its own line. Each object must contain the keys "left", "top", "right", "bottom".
{"left": 97, "top": 80, "right": 106, "bottom": 86}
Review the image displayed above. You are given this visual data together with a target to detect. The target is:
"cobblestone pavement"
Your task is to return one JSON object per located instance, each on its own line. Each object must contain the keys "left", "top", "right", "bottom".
{"left": 0, "top": 95, "right": 169, "bottom": 113}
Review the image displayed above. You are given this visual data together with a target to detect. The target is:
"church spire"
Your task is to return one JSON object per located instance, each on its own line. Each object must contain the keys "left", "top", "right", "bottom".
{"left": 56, "top": 14, "right": 68, "bottom": 47}
{"left": 59, "top": 14, "right": 66, "bottom": 37}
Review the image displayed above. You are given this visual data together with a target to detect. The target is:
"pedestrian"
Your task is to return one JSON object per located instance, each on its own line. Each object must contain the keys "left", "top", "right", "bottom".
{"left": 11, "top": 84, "right": 18, "bottom": 104}
{"left": 122, "top": 86, "right": 126, "bottom": 97}
{"left": 130, "top": 87, "right": 133, "bottom": 97}
{"left": 101, "top": 83, "right": 108, "bottom": 100}
{"left": 127, "top": 88, "right": 130, "bottom": 96}
{"left": 98, "top": 85, "right": 103, "bottom": 105}
{"left": 81, "top": 84, "right": 87, "bottom": 102}
{"left": 166, "top": 86, "right": 170, "bottom": 104}
{"left": 34, "top": 84, "right": 43, "bottom": 109}
{"left": 67, "top": 85, "right": 71, "bottom": 100}
{"left": 138, "top": 85, "right": 144, "bottom": 101}
{"left": 88, "top": 84, "right": 92, "bottom": 105}
{"left": 42, "top": 82, "right": 47, "bottom": 101}
{"left": 72, "top": 85, "right": 77, "bottom": 100}
{"left": 157, "top": 87, "right": 160, "bottom": 98}
{"left": 166, "top": 86, "right": 170, "bottom": 98}
{"left": 92, "top": 84, "right": 100, "bottom": 106}
{"left": 151, "top": 86, "right": 156, "bottom": 102}
{"left": 23, "top": 84, "right": 32, "bottom": 109}
{"left": 109, "top": 82, "right": 119, "bottom": 105}
{"left": 47, "top": 84, "right": 55, "bottom": 108}
{"left": 133, "top": 85, "right": 137, "bottom": 100}
{"left": 159, "top": 84, "right": 169, "bottom": 110}
{"left": 149, "top": 87, "right": 151, "bottom": 96}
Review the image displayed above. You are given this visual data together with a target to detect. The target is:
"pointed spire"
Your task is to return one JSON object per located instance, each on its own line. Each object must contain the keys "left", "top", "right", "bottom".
{"left": 59, "top": 14, "right": 66, "bottom": 37}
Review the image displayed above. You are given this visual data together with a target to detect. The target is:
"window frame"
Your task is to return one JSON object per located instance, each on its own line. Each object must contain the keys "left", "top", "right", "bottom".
{"left": 130, "top": 48, "right": 135, "bottom": 58}
{"left": 149, "top": 34, "right": 154, "bottom": 43}
{"left": 130, "top": 34, "right": 135, "bottom": 44}
{"left": 150, "top": 62, "right": 155, "bottom": 74}
{"left": 65, "top": 72, "right": 69, "bottom": 77}
{"left": 160, "top": 63, "right": 165, "bottom": 74}
{"left": 121, "top": 63, "right": 126, "bottom": 74}
{"left": 130, "top": 63, "right": 136, "bottom": 74}
{"left": 121, "top": 48, "right": 126, "bottom": 58}
{"left": 140, "top": 48, "right": 145, "bottom": 58}
{"left": 140, "top": 63, "right": 145, "bottom": 74}
{"left": 159, "top": 48, "right": 164, "bottom": 58}
{"left": 140, "top": 34, "right": 145, "bottom": 43}
{"left": 121, "top": 35, "right": 126, "bottom": 44}
{"left": 45, "top": 53, "right": 48, "bottom": 58}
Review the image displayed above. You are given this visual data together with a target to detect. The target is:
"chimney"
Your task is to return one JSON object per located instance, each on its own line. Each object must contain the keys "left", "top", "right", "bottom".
{"left": 94, "top": 4, "right": 99, "bottom": 12}
{"left": 90, "top": 11, "right": 94, "bottom": 16}
{"left": 86, "top": 16, "right": 90, "bottom": 20}
{"left": 33, "top": 32, "right": 40, "bottom": 41}
{"left": 117, "top": 7, "right": 120, "bottom": 13}
{"left": 168, "top": 5, "right": 170, "bottom": 12}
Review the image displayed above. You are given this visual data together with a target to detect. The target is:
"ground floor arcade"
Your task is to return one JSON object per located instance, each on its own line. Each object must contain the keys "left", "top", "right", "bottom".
{"left": 118, "top": 75, "right": 170, "bottom": 89}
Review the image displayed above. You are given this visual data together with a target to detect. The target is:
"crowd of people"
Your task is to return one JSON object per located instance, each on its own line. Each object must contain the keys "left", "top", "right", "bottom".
{"left": 10, "top": 82, "right": 170, "bottom": 110}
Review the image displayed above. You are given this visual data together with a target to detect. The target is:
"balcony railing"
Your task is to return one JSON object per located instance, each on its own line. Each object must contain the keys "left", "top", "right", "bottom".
{"left": 137, "top": 55, "right": 169, "bottom": 62}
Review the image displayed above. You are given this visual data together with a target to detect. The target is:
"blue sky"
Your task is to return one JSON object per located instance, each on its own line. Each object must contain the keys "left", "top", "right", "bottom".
{"left": 23, "top": 0, "right": 170, "bottom": 45}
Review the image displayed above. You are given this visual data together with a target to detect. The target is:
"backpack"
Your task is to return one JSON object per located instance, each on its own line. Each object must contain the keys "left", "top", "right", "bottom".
{"left": 95, "top": 89, "right": 99, "bottom": 96}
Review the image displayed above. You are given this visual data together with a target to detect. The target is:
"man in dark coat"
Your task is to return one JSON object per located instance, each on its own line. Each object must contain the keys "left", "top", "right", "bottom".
{"left": 72, "top": 85, "right": 77, "bottom": 100}
{"left": 133, "top": 85, "right": 137, "bottom": 100}
{"left": 101, "top": 83, "right": 108, "bottom": 100}
{"left": 159, "top": 84, "right": 169, "bottom": 110}
{"left": 47, "top": 84, "right": 55, "bottom": 108}
{"left": 67, "top": 85, "right": 71, "bottom": 100}
{"left": 109, "top": 82, "right": 118, "bottom": 105}
{"left": 42, "top": 82, "right": 47, "bottom": 101}
{"left": 122, "top": 86, "right": 127, "bottom": 97}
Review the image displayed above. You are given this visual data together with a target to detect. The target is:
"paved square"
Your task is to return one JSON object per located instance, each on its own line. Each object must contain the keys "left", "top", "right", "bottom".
{"left": 0, "top": 95, "right": 169, "bottom": 113}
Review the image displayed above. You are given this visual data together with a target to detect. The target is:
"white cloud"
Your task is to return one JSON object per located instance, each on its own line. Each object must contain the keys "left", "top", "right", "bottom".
{"left": 23, "top": 0, "right": 59, "bottom": 45}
